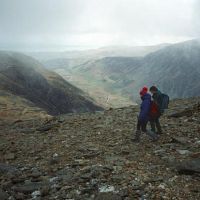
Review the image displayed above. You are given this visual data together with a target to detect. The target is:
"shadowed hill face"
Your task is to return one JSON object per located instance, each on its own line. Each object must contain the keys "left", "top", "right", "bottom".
{"left": 135, "top": 40, "right": 200, "bottom": 98}
{"left": 0, "top": 51, "right": 102, "bottom": 115}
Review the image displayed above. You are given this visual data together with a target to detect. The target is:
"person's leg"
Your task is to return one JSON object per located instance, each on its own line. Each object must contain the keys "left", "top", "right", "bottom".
{"left": 132, "top": 120, "right": 142, "bottom": 142}
{"left": 149, "top": 119, "right": 156, "bottom": 132}
{"left": 141, "top": 121, "right": 147, "bottom": 132}
{"left": 143, "top": 121, "right": 159, "bottom": 141}
{"left": 155, "top": 117, "right": 162, "bottom": 134}
{"left": 136, "top": 119, "right": 141, "bottom": 131}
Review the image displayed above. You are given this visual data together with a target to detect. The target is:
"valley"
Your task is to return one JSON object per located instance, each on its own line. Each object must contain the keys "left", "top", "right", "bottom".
{"left": 33, "top": 40, "right": 200, "bottom": 108}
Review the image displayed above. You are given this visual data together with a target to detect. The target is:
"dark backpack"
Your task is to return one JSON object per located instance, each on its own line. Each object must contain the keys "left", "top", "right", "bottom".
{"left": 160, "top": 93, "right": 169, "bottom": 113}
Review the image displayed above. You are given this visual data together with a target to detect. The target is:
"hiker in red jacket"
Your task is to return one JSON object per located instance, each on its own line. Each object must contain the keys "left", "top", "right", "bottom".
{"left": 149, "top": 86, "right": 163, "bottom": 134}
{"left": 132, "top": 87, "right": 159, "bottom": 142}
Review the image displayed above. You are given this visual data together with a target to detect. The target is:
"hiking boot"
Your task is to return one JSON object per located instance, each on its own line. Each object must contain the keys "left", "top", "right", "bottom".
{"left": 131, "top": 130, "right": 141, "bottom": 142}
{"left": 152, "top": 136, "right": 159, "bottom": 142}
{"left": 146, "top": 130, "right": 159, "bottom": 141}
{"left": 131, "top": 138, "right": 140, "bottom": 143}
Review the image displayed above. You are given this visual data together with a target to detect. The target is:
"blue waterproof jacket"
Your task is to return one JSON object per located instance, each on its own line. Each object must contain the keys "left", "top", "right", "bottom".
{"left": 138, "top": 93, "right": 151, "bottom": 122}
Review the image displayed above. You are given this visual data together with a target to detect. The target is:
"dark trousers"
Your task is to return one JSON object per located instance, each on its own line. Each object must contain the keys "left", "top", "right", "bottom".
{"left": 136, "top": 120, "right": 147, "bottom": 132}
{"left": 150, "top": 117, "right": 162, "bottom": 134}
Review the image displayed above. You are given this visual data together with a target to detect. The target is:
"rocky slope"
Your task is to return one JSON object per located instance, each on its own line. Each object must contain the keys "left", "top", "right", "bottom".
{"left": 0, "top": 51, "right": 102, "bottom": 115}
{"left": 0, "top": 90, "right": 54, "bottom": 133}
{"left": 0, "top": 97, "right": 199, "bottom": 199}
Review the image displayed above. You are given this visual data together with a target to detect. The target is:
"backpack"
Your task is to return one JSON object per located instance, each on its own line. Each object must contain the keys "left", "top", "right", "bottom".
{"left": 160, "top": 93, "right": 169, "bottom": 113}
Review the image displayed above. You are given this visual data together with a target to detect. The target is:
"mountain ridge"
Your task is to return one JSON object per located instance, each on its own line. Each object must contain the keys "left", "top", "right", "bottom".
{"left": 64, "top": 39, "right": 200, "bottom": 103}
{"left": 0, "top": 51, "right": 103, "bottom": 115}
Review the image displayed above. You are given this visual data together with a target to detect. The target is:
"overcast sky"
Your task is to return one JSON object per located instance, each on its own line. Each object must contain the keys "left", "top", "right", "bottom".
{"left": 0, "top": 0, "right": 199, "bottom": 50}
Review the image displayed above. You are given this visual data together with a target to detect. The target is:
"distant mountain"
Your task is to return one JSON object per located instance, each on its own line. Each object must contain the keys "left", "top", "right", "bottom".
{"left": 135, "top": 39, "right": 200, "bottom": 98}
{"left": 27, "top": 43, "right": 168, "bottom": 69}
{"left": 61, "top": 39, "right": 200, "bottom": 104}
{"left": 28, "top": 44, "right": 168, "bottom": 107}
{"left": 0, "top": 51, "right": 102, "bottom": 115}
{"left": 28, "top": 43, "right": 168, "bottom": 59}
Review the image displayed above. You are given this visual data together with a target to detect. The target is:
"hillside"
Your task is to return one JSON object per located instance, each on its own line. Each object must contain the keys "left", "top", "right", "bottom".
{"left": 140, "top": 39, "right": 200, "bottom": 98}
{"left": 0, "top": 90, "right": 51, "bottom": 123}
{"left": 0, "top": 51, "right": 102, "bottom": 115}
{"left": 57, "top": 39, "right": 200, "bottom": 105}
{"left": 0, "top": 97, "right": 199, "bottom": 199}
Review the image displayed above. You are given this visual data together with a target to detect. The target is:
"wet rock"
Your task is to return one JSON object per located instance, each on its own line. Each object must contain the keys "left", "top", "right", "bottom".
{"left": 49, "top": 158, "right": 59, "bottom": 165}
{"left": 99, "top": 185, "right": 115, "bottom": 193}
{"left": 36, "top": 124, "right": 55, "bottom": 132}
{"left": 40, "top": 186, "right": 49, "bottom": 197}
{"left": 12, "top": 182, "right": 45, "bottom": 194}
{"left": 11, "top": 177, "right": 26, "bottom": 184}
{"left": 177, "top": 149, "right": 190, "bottom": 155}
{"left": 95, "top": 193, "right": 122, "bottom": 200}
{"left": 5, "top": 153, "right": 15, "bottom": 160}
{"left": 94, "top": 125, "right": 105, "bottom": 129}
{"left": 176, "top": 159, "right": 200, "bottom": 175}
{"left": 83, "top": 152, "right": 100, "bottom": 159}
{"left": 171, "top": 137, "right": 189, "bottom": 144}
{"left": 31, "top": 190, "right": 41, "bottom": 198}
{"left": 30, "top": 168, "right": 42, "bottom": 178}
{"left": 168, "top": 109, "right": 193, "bottom": 118}
{"left": 154, "top": 149, "right": 166, "bottom": 156}
{"left": 190, "top": 152, "right": 200, "bottom": 158}
{"left": 0, "top": 163, "right": 18, "bottom": 174}
{"left": 158, "top": 183, "right": 166, "bottom": 189}
{"left": 14, "top": 192, "right": 25, "bottom": 200}
{"left": 0, "top": 189, "right": 9, "bottom": 200}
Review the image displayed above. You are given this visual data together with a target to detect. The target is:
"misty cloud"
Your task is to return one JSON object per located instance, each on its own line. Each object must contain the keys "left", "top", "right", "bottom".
{"left": 0, "top": 0, "right": 199, "bottom": 50}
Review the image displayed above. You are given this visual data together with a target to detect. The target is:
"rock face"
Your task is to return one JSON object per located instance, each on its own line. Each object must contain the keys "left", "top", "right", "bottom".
{"left": 0, "top": 51, "right": 102, "bottom": 115}
{"left": 0, "top": 97, "right": 200, "bottom": 199}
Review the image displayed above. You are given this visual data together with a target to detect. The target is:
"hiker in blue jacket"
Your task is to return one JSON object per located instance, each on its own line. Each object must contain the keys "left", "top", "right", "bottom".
{"left": 132, "top": 86, "right": 158, "bottom": 142}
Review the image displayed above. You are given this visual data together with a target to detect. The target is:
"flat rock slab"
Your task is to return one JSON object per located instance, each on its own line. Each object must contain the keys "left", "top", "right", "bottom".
{"left": 171, "top": 137, "right": 189, "bottom": 145}
{"left": 0, "top": 163, "right": 18, "bottom": 174}
{"left": 12, "top": 182, "right": 48, "bottom": 194}
{"left": 95, "top": 193, "right": 122, "bottom": 200}
{"left": 0, "top": 189, "right": 9, "bottom": 200}
{"left": 168, "top": 108, "right": 194, "bottom": 118}
{"left": 36, "top": 124, "right": 55, "bottom": 132}
{"left": 5, "top": 153, "right": 15, "bottom": 160}
{"left": 176, "top": 159, "right": 200, "bottom": 175}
